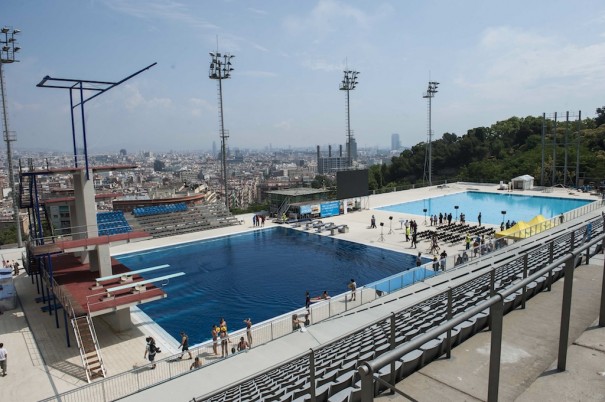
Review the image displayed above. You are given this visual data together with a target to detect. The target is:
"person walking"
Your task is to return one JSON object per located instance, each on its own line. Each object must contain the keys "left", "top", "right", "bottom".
{"left": 416, "top": 252, "right": 422, "bottom": 267}
{"left": 370, "top": 215, "right": 376, "bottom": 228}
{"left": 305, "top": 291, "right": 311, "bottom": 309}
{"left": 178, "top": 332, "right": 192, "bottom": 360}
{"left": 243, "top": 318, "right": 253, "bottom": 348}
{"left": 478, "top": 212, "right": 482, "bottom": 226}
{"left": 411, "top": 231, "right": 418, "bottom": 248}
{"left": 0, "top": 343, "right": 7, "bottom": 376}
{"left": 144, "top": 337, "right": 158, "bottom": 369}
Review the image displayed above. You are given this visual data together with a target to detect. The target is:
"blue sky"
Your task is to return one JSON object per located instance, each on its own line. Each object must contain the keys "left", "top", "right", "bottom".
{"left": 3, "top": 0, "right": 605, "bottom": 153}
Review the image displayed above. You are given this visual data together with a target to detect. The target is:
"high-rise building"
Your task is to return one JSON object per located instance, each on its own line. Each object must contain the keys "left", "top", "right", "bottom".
{"left": 212, "top": 141, "right": 217, "bottom": 158}
{"left": 391, "top": 133, "right": 401, "bottom": 151}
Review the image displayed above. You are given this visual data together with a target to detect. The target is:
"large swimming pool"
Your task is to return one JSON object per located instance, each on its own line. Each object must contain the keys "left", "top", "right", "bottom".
{"left": 377, "top": 191, "right": 592, "bottom": 225}
{"left": 115, "top": 227, "right": 423, "bottom": 344}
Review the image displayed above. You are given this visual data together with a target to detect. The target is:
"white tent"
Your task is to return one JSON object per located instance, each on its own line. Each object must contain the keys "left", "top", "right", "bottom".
{"left": 511, "top": 174, "right": 534, "bottom": 190}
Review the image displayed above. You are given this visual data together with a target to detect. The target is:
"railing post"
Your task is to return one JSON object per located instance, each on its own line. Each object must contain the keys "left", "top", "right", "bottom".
{"left": 522, "top": 254, "right": 528, "bottom": 309}
{"left": 309, "top": 349, "right": 316, "bottom": 402}
{"left": 557, "top": 257, "right": 575, "bottom": 371}
{"left": 359, "top": 364, "right": 374, "bottom": 402}
{"left": 570, "top": 231, "right": 575, "bottom": 250}
{"left": 599, "top": 245, "right": 605, "bottom": 327}
{"left": 488, "top": 269, "right": 495, "bottom": 330}
{"left": 390, "top": 313, "right": 396, "bottom": 392}
{"left": 487, "top": 295, "right": 504, "bottom": 402}
{"left": 446, "top": 287, "right": 453, "bottom": 359}
{"left": 548, "top": 242, "right": 554, "bottom": 291}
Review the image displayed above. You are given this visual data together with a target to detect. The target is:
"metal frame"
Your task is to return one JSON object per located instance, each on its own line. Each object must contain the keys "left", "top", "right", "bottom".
{"left": 36, "top": 63, "right": 157, "bottom": 180}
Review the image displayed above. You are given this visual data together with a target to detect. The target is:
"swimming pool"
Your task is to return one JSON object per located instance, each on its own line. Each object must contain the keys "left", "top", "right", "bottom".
{"left": 115, "top": 227, "right": 425, "bottom": 344}
{"left": 376, "top": 191, "right": 593, "bottom": 225}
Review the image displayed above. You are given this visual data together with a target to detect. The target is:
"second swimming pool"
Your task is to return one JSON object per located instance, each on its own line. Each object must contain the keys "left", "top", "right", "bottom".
{"left": 376, "top": 191, "right": 592, "bottom": 225}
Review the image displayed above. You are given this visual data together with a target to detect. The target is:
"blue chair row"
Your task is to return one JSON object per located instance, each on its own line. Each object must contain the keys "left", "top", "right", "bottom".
{"left": 132, "top": 203, "right": 188, "bottom": 217}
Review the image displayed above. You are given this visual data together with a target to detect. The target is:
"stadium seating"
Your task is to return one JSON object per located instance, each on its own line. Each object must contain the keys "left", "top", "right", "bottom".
{"left": 96, "top": 211, "right": 132, "bottom": 236}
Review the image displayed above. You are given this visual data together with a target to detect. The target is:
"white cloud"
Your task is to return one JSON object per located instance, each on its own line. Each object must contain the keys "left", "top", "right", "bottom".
{"left": 302, "top": 59, "right": 342, "bottom": 72}
{"left": 457, "top": 26, "right": 605, "bottom": 103}
{"left": 189, "top": 97, "right": 215, "bottom": 116}
{"left": 248, "top": 7, "right": 267, "bottom": 16}
{"left": 274, "top": 120, "right": 291, "bottom": 130}
{"left": 102, "top": 0, "right": 218, "bottom": 30}
{"left": 238, "top": 70, "right": 277, "bottom": 78}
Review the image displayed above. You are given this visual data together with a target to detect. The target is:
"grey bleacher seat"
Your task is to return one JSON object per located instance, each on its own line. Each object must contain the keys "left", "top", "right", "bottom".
{"left": 454, "top": 320, "right": 475, "bottom": 345}
{"left": 399, "top": 348, "right": 423, "bottom": 379}
{"left": 317, "top": 368, "right": 339, "bottom": 387}
{"left": 419, "top": 338, "right": 442, "bottom": 367}
{"left": 374, "top": 360, "right": 403, "bottom": 394}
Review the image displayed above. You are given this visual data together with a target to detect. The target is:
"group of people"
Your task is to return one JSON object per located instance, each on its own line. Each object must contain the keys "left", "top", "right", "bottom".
{"left": 210, "top": 317, "right": 252, "bottom": 359}
{"left": 143, "top": 317, "right": 255, "bottom": 370}
{"left": 500, "top": 219, "right": 517, "bottom": 231}
{"left": 431, "top": 250, "right": 448, "bottom": 272}
{"left": 3, "top": 260, "right": 19, "bottom": 276}
{"left": 403, "top": 220, "right": 419, "bottom": 248}
{"left": 252, "top": 214, "right": 266, "bottom": 227}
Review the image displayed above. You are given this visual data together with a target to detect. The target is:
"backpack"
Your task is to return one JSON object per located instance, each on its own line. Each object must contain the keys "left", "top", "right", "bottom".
{"left": 150, "top": 342, "right": 161, "bottom": 354}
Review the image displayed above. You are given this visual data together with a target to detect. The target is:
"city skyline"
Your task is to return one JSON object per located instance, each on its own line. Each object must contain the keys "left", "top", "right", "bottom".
{"left": 3, "top": 0, "right": 605, "bottom": 154}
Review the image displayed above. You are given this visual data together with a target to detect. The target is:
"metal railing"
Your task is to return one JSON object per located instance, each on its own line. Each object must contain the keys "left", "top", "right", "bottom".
{"left": 190, "top": 218, "right": 603, "bottom": 402}
{"left": 38, "top": 205, "right": 604, "bottom": 402}
{"left": 358, "top": 229, "right": 605, "bottom": 402}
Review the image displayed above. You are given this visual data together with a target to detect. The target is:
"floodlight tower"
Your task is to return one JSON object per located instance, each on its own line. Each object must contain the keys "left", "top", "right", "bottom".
{"left": 209, "top": 51, "right": 234, "bottom": 210}
{"left": 340, "top": 69, "right": 359, "bottom": 167}
{"left": 0, "top": 26, "right": 22, "bottom": 247}
{"left": 423, "top": 81, "right": 439, "bottom": 186}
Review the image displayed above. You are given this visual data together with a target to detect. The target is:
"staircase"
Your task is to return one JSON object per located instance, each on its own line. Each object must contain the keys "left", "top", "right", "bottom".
{"left": 72, "top": 315, "right": 107, "bottom": 383}
{"left": 18, "top": 172, "right": 32, "bottom": 209}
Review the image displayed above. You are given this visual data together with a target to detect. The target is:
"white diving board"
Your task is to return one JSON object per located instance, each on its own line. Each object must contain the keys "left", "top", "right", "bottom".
{"left": 91, "top": 264, "right": 170, "bottom": 289}
{"left": 105, "top": 272, "right": 185, "bottom": 296}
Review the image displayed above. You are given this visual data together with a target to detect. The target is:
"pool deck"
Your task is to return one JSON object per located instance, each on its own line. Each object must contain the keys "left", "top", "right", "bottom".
{"left": 0, "top": 183, "right": 603, "bottom": 401}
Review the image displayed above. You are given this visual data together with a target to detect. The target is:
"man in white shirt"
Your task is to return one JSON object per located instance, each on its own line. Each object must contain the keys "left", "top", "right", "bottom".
{"left": 0, "top": 343, "right": 7, "bottom": 376}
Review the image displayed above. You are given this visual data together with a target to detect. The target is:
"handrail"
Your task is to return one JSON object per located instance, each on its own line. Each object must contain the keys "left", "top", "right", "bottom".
{"left": 358, "top": 229, "right": 605, "bottom": 401}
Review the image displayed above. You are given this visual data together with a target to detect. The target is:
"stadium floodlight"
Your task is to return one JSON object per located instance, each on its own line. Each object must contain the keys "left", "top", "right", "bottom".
{"left": 209, "top": 51, "right": 235, "bottom": 210}
{"left": 0, "top": 26, "right": 23, "bottom": 246}
{"left": 340, "top": 69, "right": 359, "bottom": 167}
{"left": 423, "top": 81, "right": 439, "bottom": 186}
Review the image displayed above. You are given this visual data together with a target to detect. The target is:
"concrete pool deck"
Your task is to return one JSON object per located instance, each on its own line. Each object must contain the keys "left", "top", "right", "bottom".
{"left": 0, "top": 183, "right": 602, "bottom": 401}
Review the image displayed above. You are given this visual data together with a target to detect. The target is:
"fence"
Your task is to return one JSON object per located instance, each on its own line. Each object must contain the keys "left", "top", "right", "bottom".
{"left": 358, "top": 229, "right": 605, "bottom": 402}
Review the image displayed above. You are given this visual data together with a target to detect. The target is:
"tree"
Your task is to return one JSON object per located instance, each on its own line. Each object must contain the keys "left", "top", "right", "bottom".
{"left": 596, "top": 106, "right": 605, "bottom": 127}
{"left": 153, "top": 159, "right": 165, "bottom": 172}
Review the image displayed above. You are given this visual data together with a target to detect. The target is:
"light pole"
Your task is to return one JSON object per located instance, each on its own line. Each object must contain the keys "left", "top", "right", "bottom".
{"left": 340, "top": 69, "right": 359, "bottom": 168}
{"left": 501, "top": 210, "right": 506, "bottom": 224}
{"left": 0, "top": 26, "right": 22, "bottom": 247}
{"left": 454, "top": 205, "right": 459, "bottom": 222}
{"left": 209, "top": 51, "right": 234, "bottom": 211}
{"left": 423, "top": 81, "right": 439, "bottom": 186}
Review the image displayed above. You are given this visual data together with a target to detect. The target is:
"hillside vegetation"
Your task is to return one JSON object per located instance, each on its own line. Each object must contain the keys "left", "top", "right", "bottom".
{"left": 369, "top": 108, "right": 605, "bottom": 190}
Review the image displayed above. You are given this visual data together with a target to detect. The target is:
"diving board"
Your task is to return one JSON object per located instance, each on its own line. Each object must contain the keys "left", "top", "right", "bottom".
{"left": 91, "top": 264, "right": 170, "bottom": 289}
{"left": 105, "top": 272, "right": 185, "bottom": 298}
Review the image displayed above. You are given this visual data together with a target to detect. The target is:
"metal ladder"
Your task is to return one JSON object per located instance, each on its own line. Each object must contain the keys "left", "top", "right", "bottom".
{"left": 71, "top": 313, "right": 107, "bottom": 383}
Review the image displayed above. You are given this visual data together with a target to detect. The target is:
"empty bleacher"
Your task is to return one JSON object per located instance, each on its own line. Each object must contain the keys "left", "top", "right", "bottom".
{"left": 195, "top": 217, "right": 603, "bottom": 402}
{"left": 129, "top": 202, "right": 241, "bottom": 238}
{"left": 97, "top": 211, "right": 132, "bottom": 236}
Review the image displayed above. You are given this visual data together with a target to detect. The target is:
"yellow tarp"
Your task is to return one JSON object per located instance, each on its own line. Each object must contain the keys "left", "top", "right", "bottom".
{"left": 495, "top": 215, "right": 552, "bottom": 239}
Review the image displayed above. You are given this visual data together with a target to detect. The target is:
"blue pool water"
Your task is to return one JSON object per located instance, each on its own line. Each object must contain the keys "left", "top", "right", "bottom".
{"left": 115, "top": 227, "right": 426, "bottom": 344}
{"left": 377, "top": 191, "right": 592, "bottom": 225}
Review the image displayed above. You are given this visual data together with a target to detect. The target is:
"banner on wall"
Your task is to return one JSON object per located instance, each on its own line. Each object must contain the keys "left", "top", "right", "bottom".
{"left": 320, "top": 201, "right": 340, "bottom": 217}
{"left": 300, "top": 205, "right": 312, "bottom": 214}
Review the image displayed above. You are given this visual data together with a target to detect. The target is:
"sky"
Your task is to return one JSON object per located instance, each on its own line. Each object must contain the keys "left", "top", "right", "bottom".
{"left": 3, "top": 0, "right": 605, "bottom": 154}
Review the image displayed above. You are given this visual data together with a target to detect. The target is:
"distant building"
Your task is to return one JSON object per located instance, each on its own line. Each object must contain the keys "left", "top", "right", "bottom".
{"left": 316, "top": 145, "right": 350, "bottom": 174}
{"left": 391, "top": 133, "right": 401, "bottom": 151}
